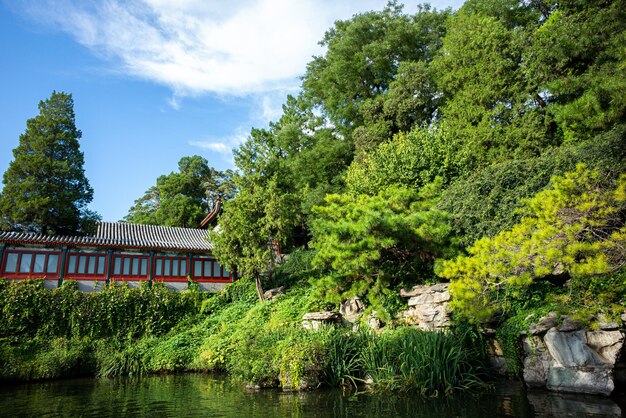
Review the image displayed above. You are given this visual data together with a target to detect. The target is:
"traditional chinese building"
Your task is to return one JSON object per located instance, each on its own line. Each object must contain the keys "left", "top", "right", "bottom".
{"left": 0, "top": 211, "right": 232, "bottom": 292}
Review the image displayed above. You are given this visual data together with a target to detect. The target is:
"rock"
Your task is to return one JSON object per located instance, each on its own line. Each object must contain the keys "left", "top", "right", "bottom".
{"left": 339, "top": 297, "right": 364, "bottom": 318}
{"left": 489, "top": 356, "right": 507, "bottom": 375}
{"left": 366, "top": 314, "right": 383, "bottom": 330}
{"left": 522, "top": 335, "right": 552, "bottom": 388}
{"left": 597, "top": 316, "right": 620, "bottom": 330}
{"left": 598, "top": 322, "right": 620, "bottom": 331}
{"left": 489, "top": 338, "right": 504, "bottom": 357}
{"left": 302, "top": 311, "right": 342, "bottom": 330}
{"left": 398, "top": 283, "right": 451, "bottom": 330}
{"left": 621, "top": 311, "right": 626, "bottom": 323}
{"left": 544, "top": 329, "right": 602, "bottom": 367}
{"left": 486, "top": 335, "right": 507, "bottom": 375}
{"left": 586, "top": 330, "right": 624, "bottom": 365}
{"left": 558, "top": 315, "right": 583, "bottom": 332}
{"left": 407, "top": 291, "right": 450, "bottom": 306}
{"left": 546, "top": 366, "right": 614, "bottom": 396}
{"left": 263, "top": 286, "right": 285, "bottom": 300}
{"left": 400, "top": 283, "right": 449, "bottom": 298}
{"left": 302, "top": 311, "right": 341, "bottom": 321}
{"left": 529, "top": 312, "right": 558, "bottom": 335}
{"left": 400, "top": 286, "right": 427, "bottom": 298}
{"left": 399, "top": 304, "right": 451, "bottom": 330}
{"left": 522, "top": 325, "right": 625, "bottom": 396}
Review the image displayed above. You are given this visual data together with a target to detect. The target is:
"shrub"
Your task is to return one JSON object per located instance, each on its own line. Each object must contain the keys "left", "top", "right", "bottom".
{"left": 438, "top": 128, "right": 626, "bottom": 246}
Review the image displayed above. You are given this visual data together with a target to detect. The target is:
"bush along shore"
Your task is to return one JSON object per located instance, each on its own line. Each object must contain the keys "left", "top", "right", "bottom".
{"left": 0, "top": 278, "right": 492, "bottom": 396}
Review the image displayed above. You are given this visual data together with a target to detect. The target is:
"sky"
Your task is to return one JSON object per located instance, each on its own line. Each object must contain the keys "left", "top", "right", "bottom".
{"left": 0, "top": 0, "right": 464, "bottom": 223}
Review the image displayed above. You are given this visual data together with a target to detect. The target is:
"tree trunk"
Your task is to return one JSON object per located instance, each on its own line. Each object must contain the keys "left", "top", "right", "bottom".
{"left": 255, "top": 274, "right": 265, "bottom": 302}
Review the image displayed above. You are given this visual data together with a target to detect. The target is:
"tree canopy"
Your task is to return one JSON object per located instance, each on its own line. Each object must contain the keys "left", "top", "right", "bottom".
{"left": 0, "top": 91, "right": 98, "bottom": 235}
{"left": 124, "top": 155, "right": 234, "bottom": 228}
{"left": 441, "top": 166, "right": 626, "bottom": 322}
{"left": 211, "top": 0, "right": 626, "bottom": 315}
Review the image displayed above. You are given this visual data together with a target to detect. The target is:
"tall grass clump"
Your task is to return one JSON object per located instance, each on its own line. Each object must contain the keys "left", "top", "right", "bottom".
{"left": 359, "top": 327, "right": 490, "bottom": 396}
{"left": 319, "top": 327, "right": 363, "bottom": 388}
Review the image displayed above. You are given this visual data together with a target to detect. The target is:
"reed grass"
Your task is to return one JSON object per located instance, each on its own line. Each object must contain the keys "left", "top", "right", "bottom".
{"left": 357, "top": 327, "right": 489, "bottom": 395}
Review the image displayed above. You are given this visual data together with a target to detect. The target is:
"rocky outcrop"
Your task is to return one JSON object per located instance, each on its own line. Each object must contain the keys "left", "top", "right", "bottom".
{"left": 263, "top": 286, "right": 285, "bottom": 300}
{"left": 522, "top": 313, "right": 625, "bottom": 396}
{"left": 301, "top": 311, "right": 342, "bottom": 330}
{"left": 398, "top": 283, "right": 451, "bottom": 330}
{"left": 339, "top": 297, "right": 365, "bottom": 323}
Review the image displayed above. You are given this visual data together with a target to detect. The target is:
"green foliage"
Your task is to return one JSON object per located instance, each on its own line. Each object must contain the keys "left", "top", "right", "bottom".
{"left": 346, "top": 128, "right": 462, "bottom": 196}
{"left": 0, "top": 275, "right": 492, "bottom": 394}
{"left": 320, "top": 328, "right": 362, "bottom": 388}
{"left": 352, "top": 58, "right": 444, "bottom": 154}
{"left": 310, "top": 185, "right": 454, "bottom": 315}
{"left": 442, "top": 166, "right": 626, "bottom": 321}
{"left": 0, "top": 280, "right": 206, "bottom": 341}
{"left": 303, "top": 2, "right": 449, "bottom": 136}
{"left": 0, "top": 91, "right": 98, "bottom": 235}
{"left": 526, "top": 0, "right": 626, "bottom": 140}
{"left": 0, "top": 337, "right": 95, "bottom": 381}
{"left": 270, "top": 249, "right": 324, "bottom": 289}
{"left": 431, "top": 6, "right": 554, "bottom": 173}
{"left": 196, "top": 285, "right": 318, "bottom": 389}
{"left": 125, "top": 155, "right": 234, "bottom": 227}
{"left": 211, "top": 96, "right": 352, "bottom": 283}
{"left": 438, "top": 128, "right": 626, "bottom": 246}
{"left": 358, "top": 327, "right": 490, "bottom": 395}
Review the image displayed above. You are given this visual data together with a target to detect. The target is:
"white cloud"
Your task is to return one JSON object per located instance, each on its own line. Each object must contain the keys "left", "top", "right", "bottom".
{"left": 188, "top": 129, "right": 249, "bottom": 167}
{"left": 18, "top": 0, "right": 388, "bottom": 96}
{"left": 188, "top": 141, "right": 232, "bottom": 154}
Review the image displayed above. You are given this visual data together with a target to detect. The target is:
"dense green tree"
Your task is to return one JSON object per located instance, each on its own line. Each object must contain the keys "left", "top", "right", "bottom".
{"left": 210, "top": 96, "right": 353, "bottom": 297}
{"left": 303, "top": 2, "right": 449, "bottom": 137}
{"left": 438, "top": 127, "right": 626, "bottom": 246}
{"left": 431, "top": 6, "right": 553, "bottom": 174}
{"left": 125, "top": 156, "right": 234, "bottom": 227}
{"left": 309, "top": 184, "right": 454, "bottom": 315}
{"left": 213, "top": 0, "right": 626, "bottom": 316}
{"left": 441, "top": 166, "right": 626, "bottom": 321}
{"left": 352, "top": 61, "right": 443, "bottom": 153}
{"left": 0, "top": 91, "right": 97, "bottom": 235}
{"left": 526, "top": 0, "right": 626, "bottom": 140}
{"left": 346, "top": 127, "right": 462, "bottom": 196}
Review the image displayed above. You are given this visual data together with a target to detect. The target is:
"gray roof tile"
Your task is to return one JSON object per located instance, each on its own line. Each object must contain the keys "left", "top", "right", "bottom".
{"left": 0, "top": 222, "right": 213, "bottom": 252}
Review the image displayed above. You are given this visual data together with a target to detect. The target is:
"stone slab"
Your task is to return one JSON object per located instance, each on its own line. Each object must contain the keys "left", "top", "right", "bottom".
{"left": 546, "top": 366, "right": 614, "bottom": 396}
{"left": 544, "top": 329, "right": 602, "bottom": 367}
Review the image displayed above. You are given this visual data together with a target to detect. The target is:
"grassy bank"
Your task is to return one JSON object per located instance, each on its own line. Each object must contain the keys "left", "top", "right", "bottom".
{"left": 0, "top": 278, "right": 491, "bottom": 395}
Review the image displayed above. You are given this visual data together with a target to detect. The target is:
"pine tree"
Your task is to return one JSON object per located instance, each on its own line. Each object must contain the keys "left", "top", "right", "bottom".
{"left": 0, "top": 91, "right": 97, "bottom": 235}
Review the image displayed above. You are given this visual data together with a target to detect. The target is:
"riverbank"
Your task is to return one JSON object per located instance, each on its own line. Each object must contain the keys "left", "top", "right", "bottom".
{"left": 0, "top": 278, "right": 490, "bottom": 395}
{"left": 2, "top": 274, "right": 624, "bottom": 399}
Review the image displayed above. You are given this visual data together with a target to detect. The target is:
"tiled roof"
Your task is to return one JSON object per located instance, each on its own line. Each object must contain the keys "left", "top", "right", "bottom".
{"left": 0, "top": 222, "right": 213, "bottom": 252}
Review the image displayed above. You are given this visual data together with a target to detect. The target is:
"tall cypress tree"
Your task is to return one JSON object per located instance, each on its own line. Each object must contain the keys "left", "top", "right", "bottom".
{"left": 0, "top": 91, "right": 97, "bottom": 235}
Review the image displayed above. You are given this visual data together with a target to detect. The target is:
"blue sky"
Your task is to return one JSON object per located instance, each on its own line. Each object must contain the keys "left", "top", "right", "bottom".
{"left": 0, "top": 0, "right": 463, "bottom": 223}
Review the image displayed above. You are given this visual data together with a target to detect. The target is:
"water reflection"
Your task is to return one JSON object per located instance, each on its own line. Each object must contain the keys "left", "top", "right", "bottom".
{"left": 0, "top": 375, "right": 622, "bottom": 417}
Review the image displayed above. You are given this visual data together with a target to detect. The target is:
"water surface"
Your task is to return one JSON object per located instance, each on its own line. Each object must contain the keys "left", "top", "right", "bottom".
{"left": 0, "top": 374, "right": 623, "bottom": 417}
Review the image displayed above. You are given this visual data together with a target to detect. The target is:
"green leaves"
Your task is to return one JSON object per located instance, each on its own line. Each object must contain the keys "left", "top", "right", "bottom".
{"left": 303, "top": 3, "right": 449, "bottom": 136}
{"left": 442, "top": 165, "right": 626, "bottom": 321}
{"left": 310, "top": 186, "right": 454, "bottom": 313}
{"left": 125, "top": 156, "right": 234, "bottom": 227}
{"left": 0, "top": 91, "right": 97, "bottom": 235}
{"left": 0, "top": 280, "right": 205, "bottom": 342}
{"left": 526, "top": 1, "right": 626, "bottom": 139}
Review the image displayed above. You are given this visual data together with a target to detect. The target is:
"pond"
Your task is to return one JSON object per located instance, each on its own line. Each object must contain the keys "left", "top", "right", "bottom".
{"left": 0, "top": 374, "right": 624, "bottom": 417}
